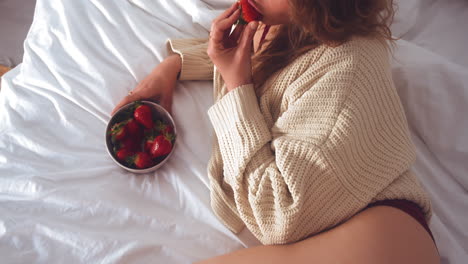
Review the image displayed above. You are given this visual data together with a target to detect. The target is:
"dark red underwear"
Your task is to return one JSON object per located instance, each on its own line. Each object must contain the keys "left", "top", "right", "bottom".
{"left": 366, "top": 199, "right": 435, "bottom": 242}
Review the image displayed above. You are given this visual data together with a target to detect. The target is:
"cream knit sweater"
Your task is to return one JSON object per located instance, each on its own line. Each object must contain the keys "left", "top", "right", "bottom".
{"left": 167, "top": 37, "right": 432, "bottom": 245}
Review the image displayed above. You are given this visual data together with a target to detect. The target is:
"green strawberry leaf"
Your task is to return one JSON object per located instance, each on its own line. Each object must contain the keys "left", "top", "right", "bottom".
{"left": 125, "top": 155, "right": 135, "bottom": 165}
{"left": 165, "top": 133, "right": 175, "bottom": 142}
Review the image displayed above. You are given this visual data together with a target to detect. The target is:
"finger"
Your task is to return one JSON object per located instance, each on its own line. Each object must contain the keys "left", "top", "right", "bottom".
{"left": 160, "top": 96, "right": 173, "bottom": 115}
{"left": 224, "top": 23, "right": 245, "bottom": 48}
{"left": 111, "top": 93, "right": 140, "bottom": 115}
{"left": 216, "top": 1, "right": 239, "bottom": 21}
{"left": 112, "top": 100, "right": 126, "bottom": 115}
{"left": 211, "top": 9, "right": 240, "bottom": 42}
{"left": 229, "top": 23, "right": 246, "bottom": 43}
{"left": 218, "top": 9, "right": 241, "bottom": 32}
{"left": 239, "top": 21, "right": 259, "bottom": 53}
{"left": 111, "top": 100, "right": 129, "bottom": 116}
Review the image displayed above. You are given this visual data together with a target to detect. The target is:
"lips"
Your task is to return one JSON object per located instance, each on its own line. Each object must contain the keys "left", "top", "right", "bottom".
{"left": 247, "top": 0, "right": 262, "bottom": 15}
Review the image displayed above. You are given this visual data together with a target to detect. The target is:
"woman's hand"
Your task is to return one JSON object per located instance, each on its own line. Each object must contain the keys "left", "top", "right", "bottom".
{"left": 111, "top": 54, "right": 181, "bottom": 115}
{"left": 207, "top": 2, "right": 259, "bottom": 92}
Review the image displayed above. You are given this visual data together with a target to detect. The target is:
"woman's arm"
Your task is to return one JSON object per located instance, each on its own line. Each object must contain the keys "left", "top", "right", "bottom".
{"left": 111, "top": 53, "right": 181, "bottom": 115}
{"left": 112, "top": 38, "right": 213, "bottom": 114}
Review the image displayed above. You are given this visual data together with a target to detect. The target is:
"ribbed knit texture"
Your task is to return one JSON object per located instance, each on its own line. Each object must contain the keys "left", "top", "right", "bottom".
{"left": 166, "top": 38, "right": 212, "bottom": 80}
{"left": 167, "top": 37, "right": 432, "bottom": 245}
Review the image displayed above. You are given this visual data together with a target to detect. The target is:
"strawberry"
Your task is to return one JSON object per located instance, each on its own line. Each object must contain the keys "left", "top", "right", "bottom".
{"left": 134, "top": 104, "right": 154, "bottom": 129}
{"left": 120, "top": 137, "right": 140, "bottom": 152}
{"left": 142, "top": 125, "right": 162, "bottom": 153}
{"left": 161, "top": 123, "right": 175, "bottom": 141}
{"left": 116, "top": 148, "right": 135, "bottom": 162}
{"left": 144, "top": 135, "right": 157, "bottom": 154}
{"left": 130, "top": 152, "right": 154, "bottom": 169}
{"left": 154, "top": 120, "right": 174, "bottom": 135}
{"left": 163, "top": 125, "right": 174, "bottom": 135}
{"left": 237, "top": 0, "right": 262, "bottom": 24}
{"left": 109, "top": 122, "right": 127, "bottom": 142}
{"left": 125, "top": 118, "right": 142, "bottom": 136}
{"left": 150, "top": 135, "right": 174, "bottom": 158}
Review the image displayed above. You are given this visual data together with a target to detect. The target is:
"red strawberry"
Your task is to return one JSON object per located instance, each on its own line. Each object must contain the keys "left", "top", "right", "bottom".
{"left": 150, "top": 135, "right": 173, "bottom": 158}
{"left": 238, "top": 0, "right": 262, "bottom": 24}
{"left": 163, "top": 125, "right": 174, "bottom": 135}
{"left": 130, "top": 152, "right": 153, "bottom": 169}
{"left": 134, "top": 104, "right": 153, "bottom": 129}
{"left": 125, "top": 118, "right": 142, "bottom": 136}
{"left": 144, "top": 135, "right": 156, "bottom": 154}
{"left": 154, "top": 120, "right": 174, "bottom": 135}
{"left": 116, "top": 148, "right": 135, "bottom": 162}
{"left": 120, "top": 137, "right": 140, "bottom": 151}
{"left": 109, "top": 122, "right": 127, "bottom": 142}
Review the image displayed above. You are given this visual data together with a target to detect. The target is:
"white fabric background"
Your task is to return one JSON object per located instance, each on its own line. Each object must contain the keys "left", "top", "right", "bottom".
{"left": 0, "top": 0, "right": 467, "bottom": 263}
{"left": 391, "top": 1, "right": 468, "bottom": 263}
{"left": 0, "top": 0, "right": 254, "bottom": 263}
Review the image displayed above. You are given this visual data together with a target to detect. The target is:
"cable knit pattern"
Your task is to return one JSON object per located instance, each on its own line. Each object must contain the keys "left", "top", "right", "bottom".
{"left": 167, "top": 37, "right": 432, "bottom": 245}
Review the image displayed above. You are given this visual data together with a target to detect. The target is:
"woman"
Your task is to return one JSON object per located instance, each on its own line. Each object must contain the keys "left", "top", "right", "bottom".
{"left": 112, "top": 0, "right": 440, "bottom": 263}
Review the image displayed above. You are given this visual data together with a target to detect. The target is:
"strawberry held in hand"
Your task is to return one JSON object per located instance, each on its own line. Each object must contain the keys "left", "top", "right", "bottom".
{"left": 237, "top": 0, "right": 262, "bottom": 24}
{"left": 134, "top": 104, "right": 154, "bottom": 129}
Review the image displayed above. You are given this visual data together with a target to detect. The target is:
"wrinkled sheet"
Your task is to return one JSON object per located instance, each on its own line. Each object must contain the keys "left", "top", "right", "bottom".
{"left": 0, "top": 0, "right": 256, "bottom": 263}
{"left": 391, "top": 1, "right": 468, "bottom": 263}
{"left": 0, "top": 0, "right": 467, "bottom": 263}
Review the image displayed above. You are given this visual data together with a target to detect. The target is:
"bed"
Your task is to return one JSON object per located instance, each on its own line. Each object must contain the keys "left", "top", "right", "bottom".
{"left": 0, "top": 0, "right": 467, "bottom": 263}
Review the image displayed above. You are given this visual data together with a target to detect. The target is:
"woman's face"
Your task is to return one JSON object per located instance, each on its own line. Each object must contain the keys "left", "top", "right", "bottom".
{"left": 247, "top": 0, "right": 290, "bottom": 25}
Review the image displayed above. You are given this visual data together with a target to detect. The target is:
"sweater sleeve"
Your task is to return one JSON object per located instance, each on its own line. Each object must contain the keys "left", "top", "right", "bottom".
{"left": 207, "top": 45, "right": 417, "bottom": 244}
{"left": 166, "top": 38, "right": 213, "bottom": 80}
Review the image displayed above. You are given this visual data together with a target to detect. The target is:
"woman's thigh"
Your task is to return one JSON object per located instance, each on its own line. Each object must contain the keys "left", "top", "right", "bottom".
{"left": 290, "top": 206, "right": 439, "bottom": 264}
{"left": 196, "top": 206, "right": 440, "bottom": 264}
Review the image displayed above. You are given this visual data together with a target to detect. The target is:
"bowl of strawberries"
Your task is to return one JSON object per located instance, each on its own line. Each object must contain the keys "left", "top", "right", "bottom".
{"left": 105, "top": 100, "right": 176, "bottom": 174}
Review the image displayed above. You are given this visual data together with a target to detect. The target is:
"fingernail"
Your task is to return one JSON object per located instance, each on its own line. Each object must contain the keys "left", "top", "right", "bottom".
{"left": 250, "top": 21, "right": 258, "bottom": 30}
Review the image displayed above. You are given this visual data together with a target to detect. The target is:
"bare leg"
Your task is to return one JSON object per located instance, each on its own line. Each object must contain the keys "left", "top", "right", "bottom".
{"left": 196, "top": 206, "right": 439, "bottom": 264}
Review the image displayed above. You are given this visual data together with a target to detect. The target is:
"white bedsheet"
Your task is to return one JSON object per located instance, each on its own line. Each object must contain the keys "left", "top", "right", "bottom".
{"left": 0, "top": 0, "right": 255, "bottom": 263}
{"left": 391, "top": 1, "right": 468, "bottom": 263}
{"left": 0, "top": 0, "right": 467, "bottom": 263}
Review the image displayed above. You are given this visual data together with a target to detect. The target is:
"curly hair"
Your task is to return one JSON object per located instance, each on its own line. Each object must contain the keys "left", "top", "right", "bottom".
{"left": 253, "top": 0, "right": 396, "bottom": 93}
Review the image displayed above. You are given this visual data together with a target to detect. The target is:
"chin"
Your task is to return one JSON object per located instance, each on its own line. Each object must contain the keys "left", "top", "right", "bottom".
{"left": 261, "top": 18, "right": 281, "bottom": 25}
{"left": 261, "top": 16, "right": 288, "bottom": 26}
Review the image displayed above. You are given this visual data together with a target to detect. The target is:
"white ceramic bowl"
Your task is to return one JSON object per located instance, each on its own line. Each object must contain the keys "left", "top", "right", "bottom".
{"left": 105, "top": 100, "right": 177, "bottom": 174}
